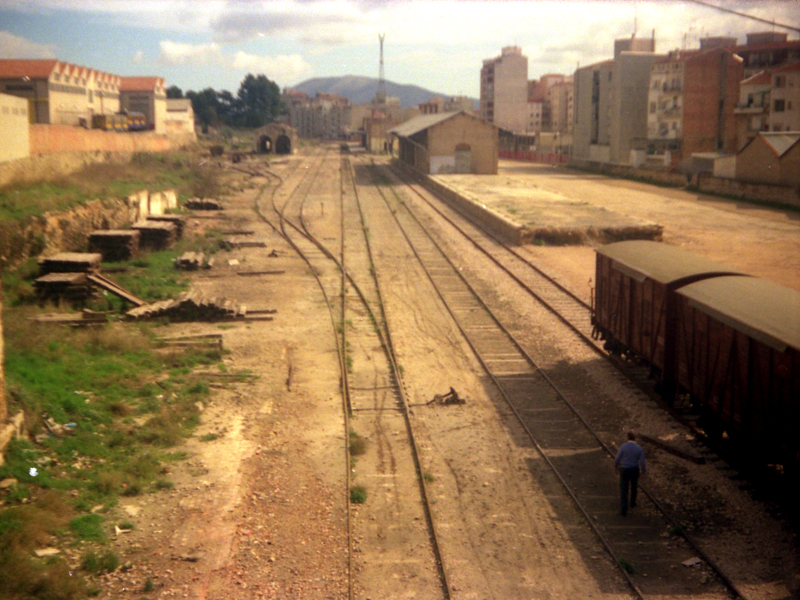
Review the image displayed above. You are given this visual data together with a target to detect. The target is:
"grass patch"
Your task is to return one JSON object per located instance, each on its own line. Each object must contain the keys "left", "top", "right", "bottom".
{"left": 348, "top": 430, "right": 367, "bottom": 456}
{"left": 81, "top": 550, "right": 119, "bottom": 574}
{"left": 349, "top": 485, "right": 368, "bottom": 504}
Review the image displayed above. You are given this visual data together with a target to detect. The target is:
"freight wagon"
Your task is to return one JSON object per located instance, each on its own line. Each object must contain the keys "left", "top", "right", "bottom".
{"left": 674, "top": 276, "right": 800, "bottom": 468}
{"left": 592, "top": 241, "right": 744, "bottom": 394}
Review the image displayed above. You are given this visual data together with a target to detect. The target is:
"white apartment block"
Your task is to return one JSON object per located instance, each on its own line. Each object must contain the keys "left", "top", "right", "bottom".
{"left": 480, "top": 46, "right": 529, "bottom": 133}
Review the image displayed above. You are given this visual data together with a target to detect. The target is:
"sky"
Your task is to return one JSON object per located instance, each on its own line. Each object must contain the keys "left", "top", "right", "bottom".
{"left": 1, "top": 0, "right": 799, "bottom": 98}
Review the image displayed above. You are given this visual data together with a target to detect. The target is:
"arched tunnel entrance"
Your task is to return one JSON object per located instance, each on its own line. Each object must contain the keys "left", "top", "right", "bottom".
{"left": 276, "top": 134, "right": 291, "bottom": 154}
{"left": 258, "top": 136, "right": 273, "bottom": 154}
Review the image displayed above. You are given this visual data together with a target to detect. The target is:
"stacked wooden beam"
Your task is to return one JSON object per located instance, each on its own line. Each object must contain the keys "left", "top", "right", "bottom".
{"left": 39, "top": 252, "right": 103, "bottom": 274}
{"left": 132, "top": 221, "right": 177, "bottom": 251}
{"left": 220, "top": 237, "right": 267, "bottom": 250}
{"left": 185, "top": 198, "right": 224, "bottom": 210}
{"left": 146, "top": 215, "right": 187, "bottom": 239}
{"left": 34, "top": 272, "right": 93, "bottom": 305}
{"left": 126, "top": 291, "right": 247, "bottom": 321}
{"left": 88, "top": 230, "right": 141, "bottom": 262}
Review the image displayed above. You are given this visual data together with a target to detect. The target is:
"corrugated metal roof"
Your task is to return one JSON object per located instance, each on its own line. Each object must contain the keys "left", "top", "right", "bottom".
{"left": 388, "top": 111, "right": 466, "bottom": 138}
{"left": 597, "top": 241, "right": 745, "bottom": 285}
{"left": 678, "top": 276, "right": 800, "bottom": 352}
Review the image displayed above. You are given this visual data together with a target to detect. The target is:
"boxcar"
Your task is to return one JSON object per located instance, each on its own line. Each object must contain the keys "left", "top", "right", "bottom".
{"left": 593, "top": 241, "right": 744, "bottom": 393}
{"left": 674, "top": 276, "right": 800, "bottom": 467}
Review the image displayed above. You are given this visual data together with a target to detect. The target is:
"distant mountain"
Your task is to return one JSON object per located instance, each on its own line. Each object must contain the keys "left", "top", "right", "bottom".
{"left": 289, "top": 75, "right": 477, "bottom": 110}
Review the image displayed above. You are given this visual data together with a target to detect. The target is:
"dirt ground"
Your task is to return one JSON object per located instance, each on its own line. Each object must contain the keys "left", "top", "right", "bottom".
{"left": 89, "top": 152, "right": 800, "bottom": 600}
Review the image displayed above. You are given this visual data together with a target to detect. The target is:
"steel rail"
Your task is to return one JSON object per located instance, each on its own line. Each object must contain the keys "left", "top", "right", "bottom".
{"left": 264, "top": 150, "right": 449, "bottom": 599}
{"left": 365, "top": 161, "right": 747, "bottom": 600}
{"left": 250, "top": 152, "right": 357, "bottom": 600}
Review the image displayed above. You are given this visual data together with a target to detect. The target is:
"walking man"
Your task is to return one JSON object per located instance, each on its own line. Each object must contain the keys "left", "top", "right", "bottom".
{"left": 614, "top": 431, "right": 645, "bottom": 516}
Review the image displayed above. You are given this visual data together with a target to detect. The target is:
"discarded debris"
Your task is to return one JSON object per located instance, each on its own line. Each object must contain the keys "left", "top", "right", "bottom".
{"left": 175, "top": 252, "right": 212, "bottom": 270}
{"left": 34, "top": 548, "right": 61, "bottom": 558}
{"left": 31, "top": 308, "right": 108, "bottom": 326}
{"left": 682, "top": 557, "right": 702, "bottom": 568}
{"left": 428, "top": 387, "right": 466, "bottom": 406}
{"left": 156, "top": 333, "right": 224, "bottom": 350}
{"left": 185, "top": 197, "right": 224, "bottom": 210}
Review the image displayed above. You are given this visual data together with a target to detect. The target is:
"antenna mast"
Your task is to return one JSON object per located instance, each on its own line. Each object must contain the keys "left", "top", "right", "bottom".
{"left": 376, "top": 32, "right": 386, "bottom": 105}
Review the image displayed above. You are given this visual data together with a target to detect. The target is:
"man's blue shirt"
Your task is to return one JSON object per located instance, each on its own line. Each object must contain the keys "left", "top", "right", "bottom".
{"left": 614, "top": 441, "right": 645, "bottom": 473}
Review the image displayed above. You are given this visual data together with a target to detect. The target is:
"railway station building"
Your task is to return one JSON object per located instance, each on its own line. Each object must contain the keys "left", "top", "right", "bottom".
{"left": 390, "top": 111, "right": 498, "bottom": 175}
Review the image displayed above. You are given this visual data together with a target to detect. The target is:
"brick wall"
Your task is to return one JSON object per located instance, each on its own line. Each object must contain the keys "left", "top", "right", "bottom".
{"left": 30, "top": 124, "right": 171, "bottom": 155}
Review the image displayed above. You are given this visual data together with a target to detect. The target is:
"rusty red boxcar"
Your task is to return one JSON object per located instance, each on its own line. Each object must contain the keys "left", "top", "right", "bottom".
{"left": 593, "top": 241, "right": 744, "bottom": 394}
{"left": 674, "top": 276, "right": 800, "bottom": 467}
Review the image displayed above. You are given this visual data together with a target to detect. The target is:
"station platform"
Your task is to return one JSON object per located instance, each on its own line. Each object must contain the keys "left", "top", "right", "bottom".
{"left": 426, "top": 164, "right": 663, "bottom": 246}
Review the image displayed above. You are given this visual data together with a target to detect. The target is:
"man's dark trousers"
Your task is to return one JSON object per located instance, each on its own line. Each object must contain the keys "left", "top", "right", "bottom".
{"left": 619, "top": 466, "right": 639, "bottom": 515}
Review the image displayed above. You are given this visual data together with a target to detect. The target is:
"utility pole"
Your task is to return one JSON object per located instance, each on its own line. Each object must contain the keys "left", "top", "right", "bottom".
{"left": 376, "top": 33, "right": 387, "bottom": 105}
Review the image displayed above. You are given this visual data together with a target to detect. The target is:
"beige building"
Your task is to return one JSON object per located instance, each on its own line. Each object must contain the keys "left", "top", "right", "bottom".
{"left": 736, "top": 132, "right": 800, "bottom": 186}
{"left": 0, "top": 59, "right": 121, "bottom": 125}
{"left": 164, "top": 98, "right": 196, "bottom": 139}
{"left": 573, "top": 36, "right": 663, "bottom": 166}
{"left": 769, "top": 62, "right": 800, "bottom": 133}
{"left": 480, "top": 46, "right": 529, "bottom": 133}
{"left": 390, "top": 111, "right": 498, "bottom": 175}
{"left": 0, "top": 93, "right": 30, "bottom": 162}
{"left": 120, "top": 77, "right": 167, "bottom": 134}
{"left": 735, "top": 70, "right": 771, "bottom": 150}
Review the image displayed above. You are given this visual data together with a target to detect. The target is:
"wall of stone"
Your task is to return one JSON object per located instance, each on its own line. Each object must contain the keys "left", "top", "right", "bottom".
{"left": 29, "top": 124, "right": 172, "bottom": 156}
{"left": 0, "top": 197, "right": 136, "bottom": 270}
{"left": 696, "top": 174, "right": 800, "bottom": 209}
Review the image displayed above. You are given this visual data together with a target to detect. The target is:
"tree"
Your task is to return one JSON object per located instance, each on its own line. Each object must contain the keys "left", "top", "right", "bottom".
{"left": 186, "top": 88, "right": 221, "bottom": 128}
{"left": 166, "top": 85, "right": 183, "bottom": 99}
{"left": 235, "top": 74, "right": 282, "bottom": 128}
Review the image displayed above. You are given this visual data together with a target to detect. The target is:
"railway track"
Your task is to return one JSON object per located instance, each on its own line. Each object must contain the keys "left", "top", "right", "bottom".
{"left": 253, "top": 152, "right": 450, "bottom": 599}
{"left": 358, "top": 158, "right": 745, "bottom": 600}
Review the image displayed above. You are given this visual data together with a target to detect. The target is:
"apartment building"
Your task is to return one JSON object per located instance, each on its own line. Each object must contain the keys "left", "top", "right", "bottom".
{"left": 285, "top": 92, "right": 351, "bottom": 139}
{"left": 480, "top": 46, "right": 529, "bottom": 132}
{"left": 735, "top": 71, "right": 771, "bottom": 149}
{"left": 647, "top": 46, "right": 744, "bottom": 165}
{"left": 0, "top": 59, "right": 121, "bottom": 125}
{"left": 769, "top": 62, "right": 800, "bottom": 132}
{"left": 548, "top": 79, "right": 574, "bottom": 136}
{"left": 573, "top": 35, "right": 663, "bottom": 165}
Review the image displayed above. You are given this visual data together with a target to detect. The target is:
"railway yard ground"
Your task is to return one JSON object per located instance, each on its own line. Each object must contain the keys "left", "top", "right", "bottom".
{"left": 5, "top": 148, "right": 800, "bottom": 600}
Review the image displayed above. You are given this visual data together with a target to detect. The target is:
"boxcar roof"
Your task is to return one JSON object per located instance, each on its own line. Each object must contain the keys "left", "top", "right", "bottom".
{"left": 678, "top": 276, "right": 800, "bottom": 352}
{"left": 596, "top": 241, "right": 744, "bottom": 285}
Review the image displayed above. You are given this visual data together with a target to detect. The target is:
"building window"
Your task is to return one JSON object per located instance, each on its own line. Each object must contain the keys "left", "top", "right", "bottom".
{"left": 774, "top": 99, "right": 785, "bottom": 112}
{"left": 775, "top": 75, "right": 786, "bottom": 88}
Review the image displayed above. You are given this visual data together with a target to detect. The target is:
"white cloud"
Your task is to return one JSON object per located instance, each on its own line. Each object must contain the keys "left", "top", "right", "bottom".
{"left": 159, "top": 40, "right": 224, "bottom": 66}
{"left": 231, "top": 51, "right": 312, "bottom": 81}
{"left": 0, "top": 30, "right": 57, "bottom": 58}
{"left": 132, "top": 49, "right": 144, "bottom": 63}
